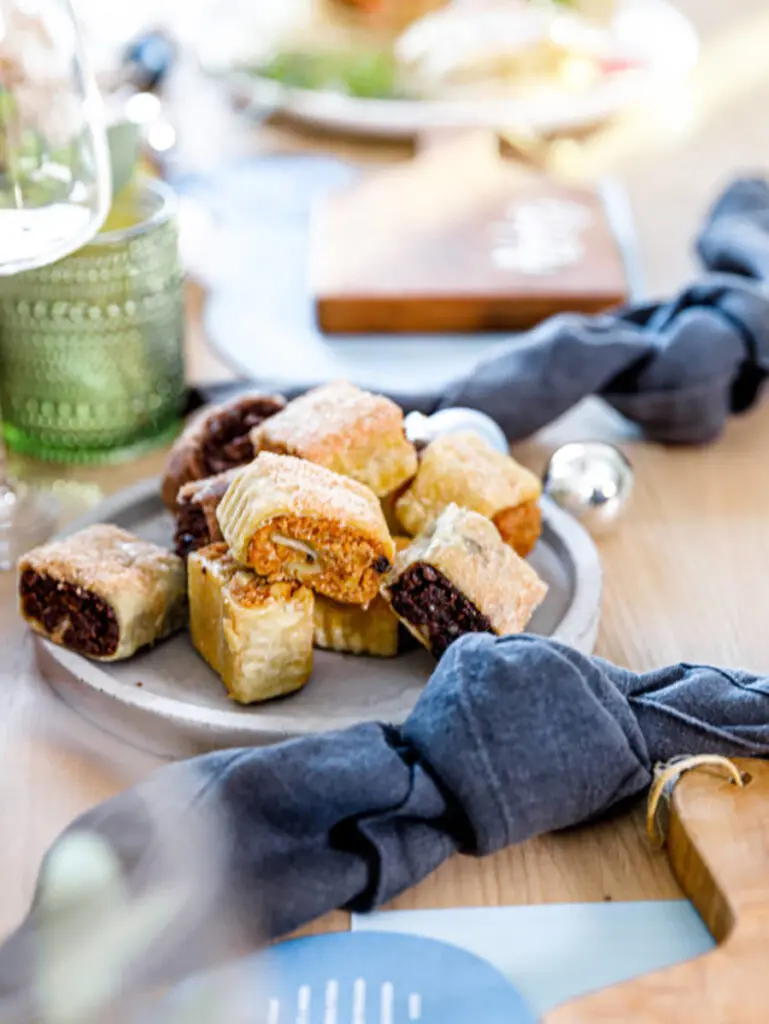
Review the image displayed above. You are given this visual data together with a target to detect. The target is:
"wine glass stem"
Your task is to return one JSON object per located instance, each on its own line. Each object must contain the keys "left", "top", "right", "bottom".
{"left": 0, "top": 420, "right": 11, "bottom": 494}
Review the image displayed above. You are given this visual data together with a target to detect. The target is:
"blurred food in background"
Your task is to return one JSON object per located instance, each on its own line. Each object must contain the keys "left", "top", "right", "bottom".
{"left": 74, "top": 0, "right": 696, "bottom": 114}
{"left": 246, "top": 0, "right": 629, "bottom": 102}
{"left": 213, "top": 0, "right": 696, "bottom": 140}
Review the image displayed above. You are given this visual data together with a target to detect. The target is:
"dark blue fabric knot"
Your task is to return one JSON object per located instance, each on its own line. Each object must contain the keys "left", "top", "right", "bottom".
{"left": 419, "top": 177, "right": 769, "bottom": 443}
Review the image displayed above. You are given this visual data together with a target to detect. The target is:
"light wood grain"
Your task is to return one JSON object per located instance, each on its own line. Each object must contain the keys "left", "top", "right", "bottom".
{"left": 314, "top": 131, "right": 629, "bottom": 333}
{"left": 547, "top": 759, "right": 769, "bottom": 1022}
{"left": 0, "top": 0, "right": 768, "bottom": 972}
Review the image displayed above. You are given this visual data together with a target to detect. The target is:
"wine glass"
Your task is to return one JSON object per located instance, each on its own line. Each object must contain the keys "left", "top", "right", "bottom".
{"left": 0, "top": 0, "right": 111, "bottom": 570}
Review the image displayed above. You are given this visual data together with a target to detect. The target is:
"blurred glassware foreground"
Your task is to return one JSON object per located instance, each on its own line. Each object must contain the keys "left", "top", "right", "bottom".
{"left": 0, "top": 176, "right": 185, "bottom": 464}
{"left": 0, "top": 0, "right": 113, "bottom": 568}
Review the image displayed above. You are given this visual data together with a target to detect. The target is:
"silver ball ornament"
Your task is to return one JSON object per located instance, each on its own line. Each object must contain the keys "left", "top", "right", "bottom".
{"left": 543, "top": 442, "right": 634, "bottom": 535}
{"left": 405, "top": 408, "right": 509, "bottom": 454}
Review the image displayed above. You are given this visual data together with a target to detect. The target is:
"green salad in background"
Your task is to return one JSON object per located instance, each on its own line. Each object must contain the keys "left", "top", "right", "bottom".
{"left": 256, "top": 48, "right": 403, "bottom": 99}
{"left": 250, "top": 0, "right": 609, "bottom": 104}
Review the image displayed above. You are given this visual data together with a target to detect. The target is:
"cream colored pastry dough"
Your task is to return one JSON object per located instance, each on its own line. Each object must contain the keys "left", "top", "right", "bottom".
{"left": 313, "top": 594, "right": 400, "bottom": 657}
{"left": 188, "top": 543, "right": 314, "bottom": 704}
{"left": 395, "top": 431, "right": 543, "bottom": 555}
{"left": 251, "top": 380, "right": 418, "bottom": 498}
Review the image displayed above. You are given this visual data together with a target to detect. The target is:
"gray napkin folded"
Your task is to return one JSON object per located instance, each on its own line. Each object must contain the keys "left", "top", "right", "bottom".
{"left": 1, "top": 634, "right": 767, "bottom": 1012}
{"left": 196, "top": 177, "right": 769, "bottom": 444}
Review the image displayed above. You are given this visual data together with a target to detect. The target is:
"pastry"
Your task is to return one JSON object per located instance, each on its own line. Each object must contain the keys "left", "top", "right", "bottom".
{"left": 395, "top": 430, "right": 542, "bottom": 556}
{"left": 188, "top": 544, "right": 314, "bottom": 704}
{"left": 313, "top": 537, "right": 412, "bottom": 656}
{"left": 250, "top": 380, "right": 417, "bottom": 498}
{"left": 173, "top": 468, "right": 238, "bottom": 559}
{"left": 382, "top": 504, "right": 547, "bottom": 658}
{"left": 18, "top": 525, "right": 186, "bottom": 661}
{"left": 313, "top": 594, "right": 399, "bottom": 657}
{"left": 217, "top": 452, "right": 395, "bottom": 605}
{"left": 161, "top": 392, "right": 286, "bottom": 509}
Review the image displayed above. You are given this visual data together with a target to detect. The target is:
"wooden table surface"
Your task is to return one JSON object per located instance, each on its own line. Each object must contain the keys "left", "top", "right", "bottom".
{"left": 2, "top": 0, "right": 769, "bottom": 947}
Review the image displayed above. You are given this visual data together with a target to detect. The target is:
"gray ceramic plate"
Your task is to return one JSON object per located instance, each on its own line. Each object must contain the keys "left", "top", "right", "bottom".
{"left": 36, "top": 478, "right": 602, "bottom": 758}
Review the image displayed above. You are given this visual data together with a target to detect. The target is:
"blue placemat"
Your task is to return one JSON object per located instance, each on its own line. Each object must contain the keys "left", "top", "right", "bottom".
{"left": 354, "top": 901, "right": 714, "bottom": 1016}
{"left": 156, "top": 931, "right": 536, "bottom": 1023}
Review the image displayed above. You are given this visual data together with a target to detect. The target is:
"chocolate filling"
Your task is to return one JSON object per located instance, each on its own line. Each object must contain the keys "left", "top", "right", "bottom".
{"left": 389, "top": 562, "right": 494, "bottom": 658}
{"left": 174, "top": 501, "right": 214, "bottom": 559}
{"left": 20, "top": 570, "right": 120, "bottom": 657}
{"left": 173, "top": 474, "right": 231, "bottom": 558}
{"left": 201, "top": 396, "right": 284, "bottom": 476}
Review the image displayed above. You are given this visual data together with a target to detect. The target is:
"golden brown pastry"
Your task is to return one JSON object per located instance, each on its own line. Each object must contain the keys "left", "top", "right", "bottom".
{"left": 217, "top": 452, "right": 395, "bottom": 605}
{"left": 395, "top": 430, "right": 543, "bottom": 556}
{"left": 313, "top": 594, "right": 399, "bottom": 657}
{"left": 188, "top": 543, "right": 314, "bottom": 704}
{"left": 250, "top": 381, "right": 417, "bottom": 498}
{"left": 382, "top": 504, "right": 547, "bottom": 658}
{"left": 161, "top": 392, "right": 286, "bottom": 509}
{"left": 18, "top": 525, "right": 186, "bottom": 661}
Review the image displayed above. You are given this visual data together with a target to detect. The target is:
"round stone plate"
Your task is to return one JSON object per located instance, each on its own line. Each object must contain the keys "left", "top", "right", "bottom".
{"left": 35, "top": 478, "right": 602, "bottom": 759}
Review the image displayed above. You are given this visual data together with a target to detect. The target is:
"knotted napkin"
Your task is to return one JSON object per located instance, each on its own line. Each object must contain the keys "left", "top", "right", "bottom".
{"left": 1, "top": 634, "right": 768, "bottom": 1013}
{"left": 197, "top": 176, "right": 769, "bottom": 444}
{"left": 428, "top": 178, "right": 769, "bottom": 443}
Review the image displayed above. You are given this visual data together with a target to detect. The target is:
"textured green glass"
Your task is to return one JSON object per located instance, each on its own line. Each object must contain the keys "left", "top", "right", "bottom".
{"left": 0, "top": 178, "right": 185, "bottom": 464}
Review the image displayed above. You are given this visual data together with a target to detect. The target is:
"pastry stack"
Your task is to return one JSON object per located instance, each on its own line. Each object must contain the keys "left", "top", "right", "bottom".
{"left": 18, "top": 380, "right": 549, "bottom": 709}
{"left": 175, "top": 380, "right": 548, "bottom": 703}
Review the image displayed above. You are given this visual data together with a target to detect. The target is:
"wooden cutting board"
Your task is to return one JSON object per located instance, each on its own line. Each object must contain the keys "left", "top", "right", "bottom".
{"left": 312, "top": 131, "right": 629, "bottom": 334}
{"left": 548, "top": 757, "right": 768, "bottom": 1023}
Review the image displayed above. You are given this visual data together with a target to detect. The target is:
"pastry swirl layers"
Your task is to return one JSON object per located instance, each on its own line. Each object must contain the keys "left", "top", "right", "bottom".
{"left": 382, "top": 504, "right": 547, "bottom": 658}
{"left": 217, "top": 452, "right": 395, "bottom": 605}
{"left": 395, "top": 430, "right": 543, "bottom": 556}
{"left": 189, "top": 544, "right": 314, "bottom": 704}
{"left": 161, "top": 392, "right": 286, "bottom": 509}
{"left": 312, "top": 535, "right": 412, "bottom": 657}
{"left": 19, "top": 525, "right": 187, "bottom": 662}
{"left": 250, "top": 380, "right": 418, "bottom": 498}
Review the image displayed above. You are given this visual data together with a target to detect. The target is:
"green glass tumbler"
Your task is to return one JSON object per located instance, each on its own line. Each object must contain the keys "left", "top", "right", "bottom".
{"left": 0, "top": 177, "right": 185, "bottom": 463}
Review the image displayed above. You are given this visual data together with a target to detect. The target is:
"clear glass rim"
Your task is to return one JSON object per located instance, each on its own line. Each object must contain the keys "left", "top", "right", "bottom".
{"left": 0, "top": 0, "right": 113, "bottom": 277}
{"left": 96, "top": 175, "right": 178, "bottom": 248}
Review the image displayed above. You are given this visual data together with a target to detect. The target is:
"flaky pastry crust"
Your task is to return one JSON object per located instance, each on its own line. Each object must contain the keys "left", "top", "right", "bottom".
{"left": 395, "top": 431, "right": 542, "bottom": 555}
{"left": 217, "top": 452, "right": 394, "bottom": 604}
{"left": 189, "top": 543, "right": 313, "bottom": 703}
{"left": 19, "top": 525, "right": 186, "bottom": 661}
{"left": 313, "top": 594, "right": 399, "bottom": 657}
{"left": 251, "top": 381, "right": 417, "bottom": 498}
{"left": 382, "top": 504, "right": 547, "bottom": 646}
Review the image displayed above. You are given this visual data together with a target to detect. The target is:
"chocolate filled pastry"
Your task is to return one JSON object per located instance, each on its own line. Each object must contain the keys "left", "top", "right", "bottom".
{"left": 250, "top": 380, "right": 418, "bottom": 498}
{"left": 382, "top": 504, "right": 547, "bottom": 658}
{"left": 395, "top": 430, "right": 543, "bottom": 556}
{"left": 313, "top": 594, "right": 400, "bottom": 658}
{"left": 19, "top": 525, "right": 187, "bottom": 661}
{"left": 161, "top": 392, "right": 286, "bottom": 509}
{"left": 217, "top": 452, "right": 395, "bottom": 605}
{"left": 188, "top": 544, "right": 314, "bottom": 704}
{"left": 173, "top": 469, "right": 238, "bottom": 559}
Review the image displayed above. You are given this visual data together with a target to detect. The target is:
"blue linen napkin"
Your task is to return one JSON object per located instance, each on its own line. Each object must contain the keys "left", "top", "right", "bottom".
{"left": 419, "top": 177, "right": 769, "bottom": 442}
{"left": 1, "top": 634, "right": 768, "bottom": 1010}
{"left": 194, "top": 176, "right": 769, "bottom": 444}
